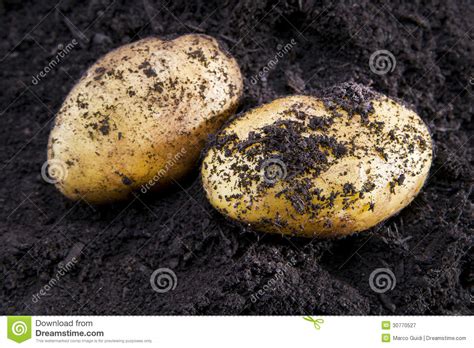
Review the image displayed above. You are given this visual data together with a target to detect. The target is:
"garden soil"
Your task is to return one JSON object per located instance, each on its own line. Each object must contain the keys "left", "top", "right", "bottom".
{"left": 0, "top": 0, "right": 472, "bottom": 315}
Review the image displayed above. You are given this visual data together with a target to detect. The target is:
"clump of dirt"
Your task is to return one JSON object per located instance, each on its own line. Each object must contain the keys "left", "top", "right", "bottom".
{"left": 320, "top": 81, "right": 377, "bottom": 119}
{"left": 0, "top": 0, "right": 472, "bottom": 315}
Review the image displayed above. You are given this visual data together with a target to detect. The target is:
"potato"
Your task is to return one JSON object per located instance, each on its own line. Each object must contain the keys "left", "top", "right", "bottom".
{"left": 48, "top": 34, "right": 243, "bottom": 203}
{"left": 201, "top": 83, "right": 432, "bottom": 237}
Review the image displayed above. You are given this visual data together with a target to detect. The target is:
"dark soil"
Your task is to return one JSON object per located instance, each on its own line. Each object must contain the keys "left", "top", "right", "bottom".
{"left": 0, "top": 0, "right": 472, "bottom": 315}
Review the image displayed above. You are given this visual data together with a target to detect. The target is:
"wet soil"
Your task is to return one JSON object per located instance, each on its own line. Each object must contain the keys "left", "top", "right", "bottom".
{"left": 0, "top": 0, "right": 472, "bottom": 315}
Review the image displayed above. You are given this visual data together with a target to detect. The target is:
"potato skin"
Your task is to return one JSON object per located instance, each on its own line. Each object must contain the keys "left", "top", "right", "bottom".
{"left": 48, "top": 34, "right": 243, "bottom": 203}
{"left": 201, "top": 83, "right": 432, "bottom": 237}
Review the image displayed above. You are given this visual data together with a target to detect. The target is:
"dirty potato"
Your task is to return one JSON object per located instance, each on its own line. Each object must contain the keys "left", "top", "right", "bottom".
{"left": 48, "top": 34, "right": 243, "bottom": 203}
{"left": 201, "top": 82, "right": 432, "bottom": 237}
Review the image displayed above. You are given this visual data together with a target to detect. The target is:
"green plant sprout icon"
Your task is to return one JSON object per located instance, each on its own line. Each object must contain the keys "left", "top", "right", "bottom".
{"left": 303, "top": 316, "right": 324, "bottom": 330}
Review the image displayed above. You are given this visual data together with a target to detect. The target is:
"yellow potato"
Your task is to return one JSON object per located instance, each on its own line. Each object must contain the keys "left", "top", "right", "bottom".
{"left": 48, "top": 34, "right": 243, "bottom": 203}
{"left": 201, "top": 83, "right": 432, "bottom": 237}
